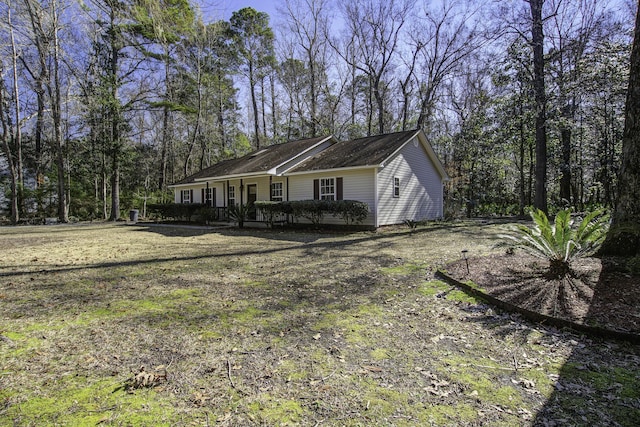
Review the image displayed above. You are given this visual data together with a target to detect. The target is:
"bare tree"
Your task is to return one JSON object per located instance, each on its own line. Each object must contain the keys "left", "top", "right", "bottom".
{"left": 0, "top": 0, "right": 24, "bottom": 223}
{"left": 0, "top": 60, "right": 20, "bottom": 224}
{"left": 335, "top": 0, "right": 414, "bottom": 135}
{"left": 23, "top": 0, "right": 69, "bottom": 222}
{"left": 230, "top": 7, "right": 275, "bottom": 149}
{"left": 546, "top": 0, "right": 614, "bottom": 206}
{"left": 412, "top": 0, "right": 486, "bottom": 134}
{"left": 280, "top": 0, "right": 330, "bottom": 137}
{"left": 398, "top": 39, "right": 421, "bottom": 130}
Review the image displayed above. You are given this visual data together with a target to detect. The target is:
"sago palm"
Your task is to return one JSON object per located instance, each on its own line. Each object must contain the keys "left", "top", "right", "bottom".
{"left": 501, "top": 208, "right": 609, "bottom": 278}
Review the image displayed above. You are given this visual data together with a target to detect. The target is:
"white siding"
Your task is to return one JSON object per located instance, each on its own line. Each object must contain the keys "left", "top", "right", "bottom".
{"left": 242, "top": 176, "right": 271, "bottom": 202}
{"left": 376, "top": 136, "right": 444, "bottom": 226}
{"left": 173, "top": 185, "right": 204, "bottom": 204}
{"left": 198, "top": 181, "right": 226, "bottom": 206}
{"left": 288, "top": 169, "right": 376, "bottom": 226}
{"left": 176, "top": 177, "right": 292, "bottom": 207}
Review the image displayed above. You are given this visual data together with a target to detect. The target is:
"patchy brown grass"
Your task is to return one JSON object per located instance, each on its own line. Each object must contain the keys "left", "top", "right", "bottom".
{"left": 0, "top": 221, "right": 638, "bottom": 426}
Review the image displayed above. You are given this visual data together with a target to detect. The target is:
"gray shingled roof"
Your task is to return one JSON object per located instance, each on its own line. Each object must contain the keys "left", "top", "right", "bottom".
{"left": 288, "top": 130, "right": 420, "bottom": 173}
{"left": 171, "top": 135, "right": 331, "bottom": 185}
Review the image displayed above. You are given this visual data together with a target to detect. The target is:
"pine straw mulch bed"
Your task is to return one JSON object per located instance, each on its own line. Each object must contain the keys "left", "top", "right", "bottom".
{"left": 444, "top": 253, "right": 640, "bottom": 337}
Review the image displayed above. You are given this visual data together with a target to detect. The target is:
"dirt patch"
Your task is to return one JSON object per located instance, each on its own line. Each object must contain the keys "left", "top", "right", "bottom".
{"left": 445, "top": 253, "right": 640, "bottom": 335}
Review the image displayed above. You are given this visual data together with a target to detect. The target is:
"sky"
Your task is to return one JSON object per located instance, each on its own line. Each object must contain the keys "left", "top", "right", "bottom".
{"left": 197, "top": 0, "right": 281, "bottom": 22}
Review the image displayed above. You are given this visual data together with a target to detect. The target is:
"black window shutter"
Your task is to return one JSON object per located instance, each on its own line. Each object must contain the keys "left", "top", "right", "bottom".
{"left": 180, "top": 190, "right": 184, "bottom": 203}
{"left": 313, "top": 179, "right": 320, "bottom": 200}
{"left": 201, "top": 188, "right": 205, "bottom": 204}
{"left": 190, "top": 189, "right": 194, "bottom": 204}
{"left": 336, "top": 177, "right": 343, "bottom": 200}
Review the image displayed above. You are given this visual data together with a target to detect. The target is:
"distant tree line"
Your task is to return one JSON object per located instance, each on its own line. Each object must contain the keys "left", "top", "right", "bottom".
{"left": 0, "top": 0, "right": 634, "bottom": 223}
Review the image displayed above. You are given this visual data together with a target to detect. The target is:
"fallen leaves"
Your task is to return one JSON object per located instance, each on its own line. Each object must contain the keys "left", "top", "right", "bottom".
{"left": 122, "top": 365, "right": 167, "bottom": 391}
{"left": 417, "top": 368, "right": 454, "bottom": 398}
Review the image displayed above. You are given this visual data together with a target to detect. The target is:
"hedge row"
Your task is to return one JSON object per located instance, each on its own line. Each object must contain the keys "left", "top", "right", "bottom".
{"left": 255, "top": 200, "right": 369, "bottom": 226}
{"left": 146, "top": 203, "right": 216, "bottom": 222}
{"left": 146, "top": 200, "right": 370, "bottom": 227}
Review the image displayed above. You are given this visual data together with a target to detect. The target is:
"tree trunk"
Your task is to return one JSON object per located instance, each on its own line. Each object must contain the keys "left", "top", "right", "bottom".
{"left": 559, "top": 119, "right": 572, "bottom": 204}
{"left": 50, "top": 0, "right": 68, "bottom": 223}
{"left": 23, "top": 0, "right": 49, "bottom": 216}
{"left": 270, "top": 73, "right": 277, "bottom": 140}
{"left": 8, "top": 2, "right": 23, "bottom": 221}
{"left": 260, "top": 76, "right": 267, "bottom": 142}
{"left": 519, "top": 97, "right": 526, "bottom": 216}
{"left": 108, "top": 7, "right": 121, "bottom": 221}
{"left": 216, "top": 71, "right": 226, "bottom": 152}
{"left": 308, "top": 48, "right": 317, "bottom": 137}
{"left": 373, "top": 74, "right": 384, "bottom": 135}
{"left": 601, "top": 2, "right": 640, "bottom": 256}
{"left": 249, "top": 61, "right": 260, "bottom": 149}
{"left": 159, "top": 106, "right": 170, "bottom": 189}
{"left": 110, "top": 153, "right": 120, "bottom": 220}
{"left": 0, "top": 61, "right": 19, "bottom": 224}
{"left": 529, "top": 0, "right": 548, "bottom": 214}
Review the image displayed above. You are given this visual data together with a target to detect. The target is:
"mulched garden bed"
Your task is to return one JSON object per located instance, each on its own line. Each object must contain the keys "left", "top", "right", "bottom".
{"left": 444, "top": 253, "right": 640, "bottom": 336}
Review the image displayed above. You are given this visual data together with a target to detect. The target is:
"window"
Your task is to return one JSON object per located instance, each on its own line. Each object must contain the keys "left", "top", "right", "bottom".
{"left": 181, "top": 189, "right": 191, "bottom": 203}
{"left": 228, "top": 185, "right": 236, "bottom": 206}
{"left": 271, "top": 182, "right": 283, "bottom": 201}
{"left": 205, "top": 187, "right": 213, "bottom": 206}
{"left": 320, "top": 178, "right": 335, "bottom": 200}
{"left": 393, "top": 177, "right": 400, "bottom": 198}
{"left": 314, "top": 177, "right": 342, "bottom": 200}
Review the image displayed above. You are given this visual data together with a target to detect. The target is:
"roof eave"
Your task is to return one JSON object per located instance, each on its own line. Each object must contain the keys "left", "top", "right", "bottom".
{"left": 168, "top": 182, "right": 196, "bottom": 188}
{"left": 285, "top": 164, "right": 378, "bottom": 176}
{"left": 193, "top": 170, "right": 276, "bottom": 182}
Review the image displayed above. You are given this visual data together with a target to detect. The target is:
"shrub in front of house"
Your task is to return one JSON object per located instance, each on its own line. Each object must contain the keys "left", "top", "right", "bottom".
{"left": 254, "top": 201, "right": 285, "bottom": 227}
{"left": 255, "top": 200, "right": 369, "bottom": 226}
{"left": 329, "top": 200, "right": 369, "bottom": 225}
{"left": 147, "top": 203, "right": 206, "bottom": 222}
{"left": 195, "top": 206, "right": 220, "bottom": 224}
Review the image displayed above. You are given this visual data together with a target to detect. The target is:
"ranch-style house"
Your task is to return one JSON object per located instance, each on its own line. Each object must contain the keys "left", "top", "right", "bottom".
{"left": 168, "top": 129, "right": 448, "bottom": 228}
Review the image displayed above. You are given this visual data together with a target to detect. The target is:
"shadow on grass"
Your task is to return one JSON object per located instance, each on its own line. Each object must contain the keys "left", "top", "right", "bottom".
{"left": 441, "top": 256, "right": 640, "bottom": 426}
{"left": 0, "top": 220, "right": 494, "bottom": 280}
{"left": 531, "top": 261, "right": 640, "bottom": 426}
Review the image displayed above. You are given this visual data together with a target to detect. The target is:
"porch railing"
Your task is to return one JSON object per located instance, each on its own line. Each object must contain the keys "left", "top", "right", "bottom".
{"left": 253, "top": 207, "right": 288, "bottom": 225}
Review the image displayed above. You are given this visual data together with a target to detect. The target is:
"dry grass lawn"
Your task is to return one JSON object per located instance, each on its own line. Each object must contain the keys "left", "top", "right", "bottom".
{"left": 0, "top": 221, "right": 638, "bottom": 426}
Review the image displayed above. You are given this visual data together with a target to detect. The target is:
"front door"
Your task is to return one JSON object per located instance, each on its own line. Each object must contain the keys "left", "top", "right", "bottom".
{"left": 247, "top": 184, "right": 257, "bottom": 220}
